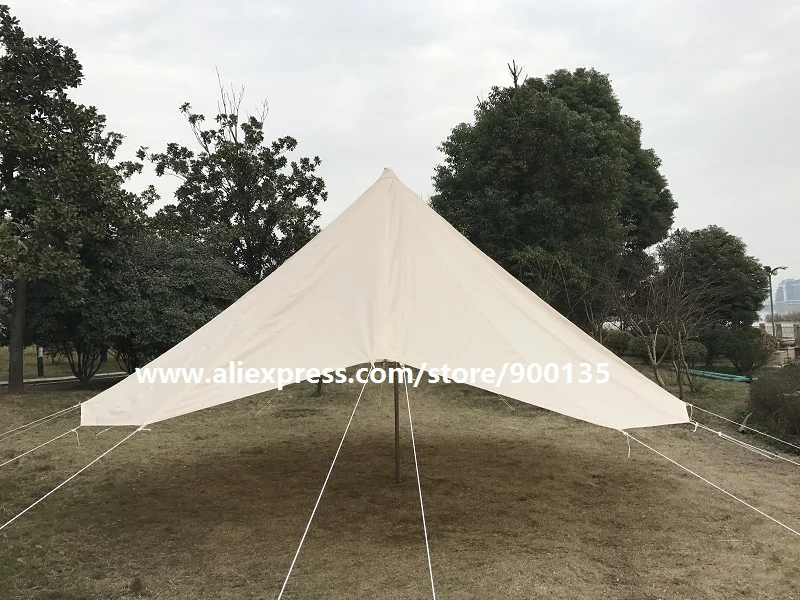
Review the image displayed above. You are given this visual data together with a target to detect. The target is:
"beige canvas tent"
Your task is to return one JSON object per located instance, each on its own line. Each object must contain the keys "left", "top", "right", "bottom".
{"left": 81, "top": 168, "right": 689, "bottom": 430}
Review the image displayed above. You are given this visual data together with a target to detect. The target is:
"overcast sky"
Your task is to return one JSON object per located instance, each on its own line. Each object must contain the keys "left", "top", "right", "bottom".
{"left": 14, "top": 0, "right": 800, "bottom": 286}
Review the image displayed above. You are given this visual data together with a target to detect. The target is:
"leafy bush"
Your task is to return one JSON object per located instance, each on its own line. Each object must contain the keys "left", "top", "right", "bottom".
{"left": 721, "top": 328, "right": 778, "bottom": 373}
{"left": 697, "top": 323, "right": 729, "bottom": 368}
{"left": 109, "top": 232, "right": 250, "bottom": 373}
{"left": 626, "top": 334, "right": 669, "bottom": 362}
{"left": 26, "top": 279, "right": 111, "bottom": 382}
{"left": 602, "top": 329, "right": 633, "bottom": 356}
{"left": 680, "top": 340, "right": 708, "bottom": 369}
{"left": 749, "top": 364, "right": 800, "bottom": 436}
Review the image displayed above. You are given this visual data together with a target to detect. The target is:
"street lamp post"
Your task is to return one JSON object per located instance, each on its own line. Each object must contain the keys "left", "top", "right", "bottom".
{"left": 763, "top": 265, "right": 788, "bottom": 337}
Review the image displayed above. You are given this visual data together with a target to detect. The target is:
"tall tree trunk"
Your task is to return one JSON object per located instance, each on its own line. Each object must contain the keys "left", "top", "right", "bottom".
{"left": 676, "top": 335, "right": 696, "bottom": 393}
{"left": 647, "top": 335, "right": 666, "bottom": 388}
{"left": 649, "top": 358, "right": 665, "bottom": 388}
{"left": 37, "top": 345, "right": 44, "bottom": 377}
{"left": 671, "top": 356, "right": 684, "bottom": 400}
{"left": 8, "top": 279, "right": 27, "bottom": 394}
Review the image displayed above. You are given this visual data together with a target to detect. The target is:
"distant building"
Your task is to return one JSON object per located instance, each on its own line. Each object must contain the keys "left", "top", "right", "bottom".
{"left": 773, "top": 279, "right": 800, "bottom": 314}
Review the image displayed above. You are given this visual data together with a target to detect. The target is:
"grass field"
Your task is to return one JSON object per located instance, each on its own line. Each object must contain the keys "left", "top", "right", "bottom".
{"left": 1, "top": 369, "right": 798, "bottom": 599}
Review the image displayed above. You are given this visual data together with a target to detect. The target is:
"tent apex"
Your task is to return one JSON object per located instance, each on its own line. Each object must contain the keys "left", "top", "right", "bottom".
{"left": 379, "top": 167, "right": 398, "bottom": 180}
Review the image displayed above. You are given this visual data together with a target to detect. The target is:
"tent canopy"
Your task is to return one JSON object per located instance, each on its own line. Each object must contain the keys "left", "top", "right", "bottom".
{"left": 81, "top": 168, "right": 689, "bottom": 430}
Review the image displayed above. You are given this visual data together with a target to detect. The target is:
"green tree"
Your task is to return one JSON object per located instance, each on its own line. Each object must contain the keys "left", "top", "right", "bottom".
{"left": 721, "top": 328, "right": 778, "bottom": 374}
{"left": 431, "top": 66, "right": 676, "bottom": 324}
{"left": 27, "top": 275, "right": 115, "bottom": 381}
{"left": 141, "top": 84, "right": 327, "bottom": 284}
{"left": 696, "top": 322, "right": 730, "bottom": 368}
{"left": 0, "top": 215, "right": 30, "bottom": 343}
{"left": 525, "top": 68, "right": 676, "bottom": 252}
{"left": 0, "top": 5, "right": 150, "bottom": 391}
{"left": 28, "top": 230, "right": 244, "bottom": 380}
{"left": 601, "top": 328, "right": 633, "bottom": 356}
{"left": 108, "top": 232, "right": 249, "bottom": 372}
{"left": 681, "top": 340, "right": 708, "bottom": 369}
{"left": 658, "top": 226, "right": 768, "bottom": 328}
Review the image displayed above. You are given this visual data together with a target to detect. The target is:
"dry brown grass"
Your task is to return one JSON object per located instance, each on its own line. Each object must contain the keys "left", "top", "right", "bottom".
{"left": 1, "top": 371, "right": 798, "bottom": 599}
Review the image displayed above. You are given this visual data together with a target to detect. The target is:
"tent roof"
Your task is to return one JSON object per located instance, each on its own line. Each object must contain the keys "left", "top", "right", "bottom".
{"left": 81, "top": 168, "right": 689, "bottom": 430}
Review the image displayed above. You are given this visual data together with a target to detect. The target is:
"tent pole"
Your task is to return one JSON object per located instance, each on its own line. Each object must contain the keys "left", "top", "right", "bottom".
{"left": 394, "top": 361, "right": 401, "bottom": 483}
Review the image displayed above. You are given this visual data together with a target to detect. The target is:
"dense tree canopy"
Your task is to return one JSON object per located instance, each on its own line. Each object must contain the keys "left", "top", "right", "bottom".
{"left": 525, "top": 69, "right": 676, "bottom": 252}
{"left": 431, "top": 67, "right": 676, "bottom": 325}
{"left": 0, "top": 4, "right": 152, "bottom": 390}
{"left": 107, "top": 232, "right": 249, "bottom": 372}
{"left": 27, "top": 230, "right": 248, "bottom": 378}
{"left": 0, "top": 19, "right": 775, "bottom": 391}
{"left": 141, "top": 86, "right": 327, "bottom": 284}
{"left": 2, "top": 7, "right": 321, "bottom": 386}
{"left": 658, "top": 225, "right": 768, "bottom": 328}
{"left": 614, "top": 225, "right": 769, "bottom": 381}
